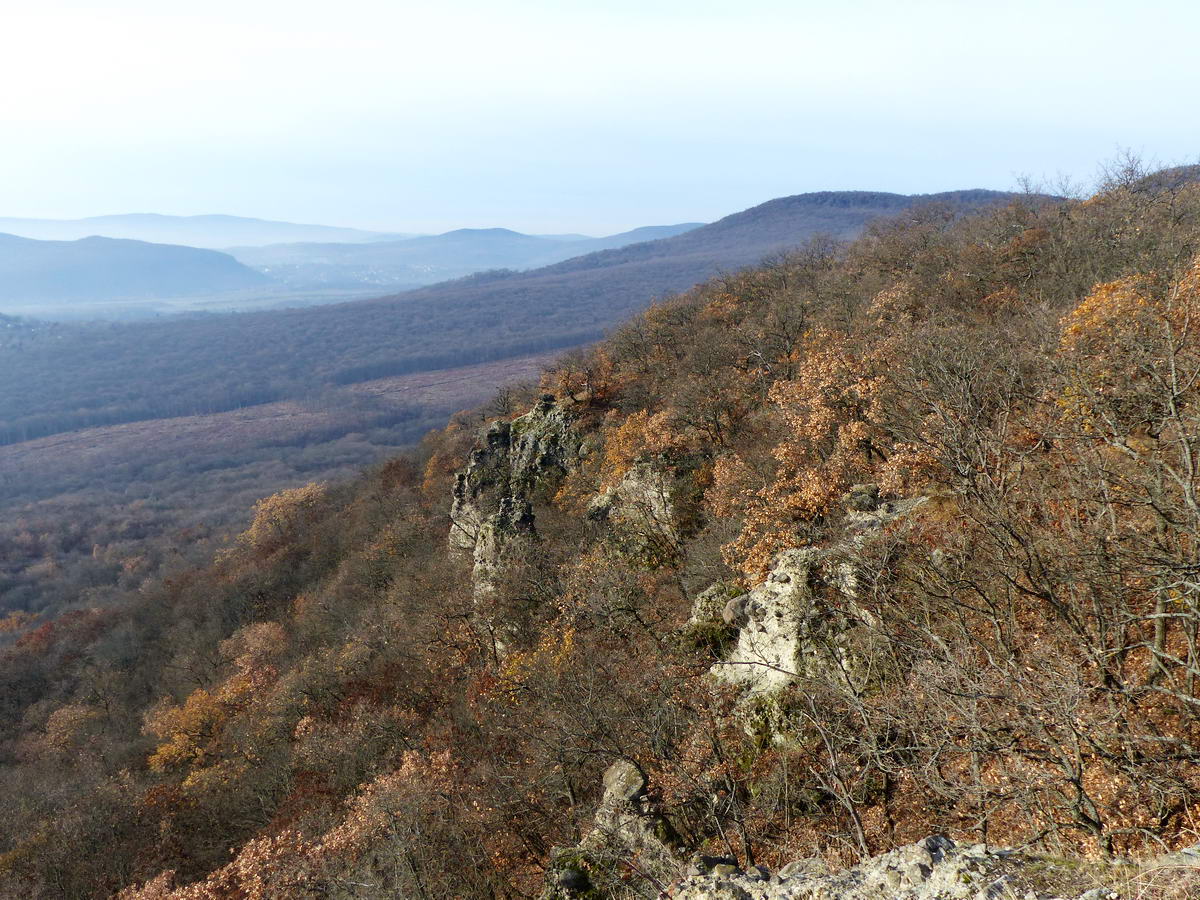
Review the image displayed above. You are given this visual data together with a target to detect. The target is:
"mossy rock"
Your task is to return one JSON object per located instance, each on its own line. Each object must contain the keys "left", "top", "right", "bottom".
{"left": 543, "top": 848, "right": 604, "bottom": 899}
{"left": 678, "top": 619, "right": 739, "bottom": 656}
{"left": 735, "top": 687, "right": 813, "bottom": 749}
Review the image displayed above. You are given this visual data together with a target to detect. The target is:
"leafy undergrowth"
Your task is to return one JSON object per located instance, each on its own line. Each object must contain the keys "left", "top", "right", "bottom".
{"left": 991, "top": 856, "right": 1200, "bottom": 900}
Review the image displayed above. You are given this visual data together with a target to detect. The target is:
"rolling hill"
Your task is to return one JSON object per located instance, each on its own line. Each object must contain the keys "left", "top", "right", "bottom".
{"left": 0, "top": 213, "right": 402, "bottom": 249}
{"left": 228, "top": 222, "right": 705, "bottom": 289}
{"left": 3, "top": 168, "right": 1198, "bottom": 900}
{"left": 542, "top": 189, "right": 1016, "bottom": 271}
{"left": 0, "top": 233, "right": 269, "bottom": 304}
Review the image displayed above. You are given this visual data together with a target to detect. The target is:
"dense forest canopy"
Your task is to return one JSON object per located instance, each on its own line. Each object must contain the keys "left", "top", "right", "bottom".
{"left": 3, "top": 163, "right": 1200, "bottom": 898}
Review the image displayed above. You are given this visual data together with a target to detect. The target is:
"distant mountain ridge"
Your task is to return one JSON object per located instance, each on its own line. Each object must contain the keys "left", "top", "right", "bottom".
{"left": 368, "top": 188, "right": 1026, "bottom": 336}
{"left": 0, "top": 214, "right": 405, "bottom": 249}
{"left": 0, "top": 233, "right": 269, "bottom": 304}
{"left": 228, "top": 222, "right": 706, "bottom": 289}
{"left": 541, "top": 189, "right": 1019, "bottom": 276}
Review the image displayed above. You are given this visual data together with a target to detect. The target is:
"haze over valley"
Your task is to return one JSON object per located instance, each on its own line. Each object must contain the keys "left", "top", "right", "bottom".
{"left": 0, "top": 232, "right": 268, "bottom": 309}
{"left": 0, "top": 216, "right": 709, "bottom": 318}
{"left": 225, "top": 222, "right": 705, "bottom": 293}
{"left": 0, "top": 213, "right": 401, "bottom": 248}
{"left": 0, "top": 188, "right": 1018, "bottom": 448}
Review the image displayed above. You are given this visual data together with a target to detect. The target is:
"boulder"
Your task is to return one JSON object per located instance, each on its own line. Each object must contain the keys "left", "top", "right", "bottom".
{"left": 583, "top": 760, "right": 678, "bottom": 865}
{"left": 690, "top": 582, "right": 741, "bottom": 626}
{"left": 542, "top": 760, "right": 681, "bottom": 898}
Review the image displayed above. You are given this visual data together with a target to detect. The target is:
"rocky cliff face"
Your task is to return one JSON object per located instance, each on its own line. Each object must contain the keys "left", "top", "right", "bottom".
{"left": 450, "top": 394, "right": 583, "bottom": 593}
{"left": 701, "top": 485, "right": 924, "bottom": 695}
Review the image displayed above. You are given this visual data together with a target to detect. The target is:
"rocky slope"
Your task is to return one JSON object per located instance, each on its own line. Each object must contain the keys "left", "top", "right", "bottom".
{"left": 541, "top": 759, "right": 1196, "bottom": 900}
{"left": 662, "top": 836, "right": 1133, "bottom": 900}
{"left": 450, "top": 398, "right": 1191, "bottom": 900}
{"left": 6, "top": 167, "right": 1200, "bottom": 899}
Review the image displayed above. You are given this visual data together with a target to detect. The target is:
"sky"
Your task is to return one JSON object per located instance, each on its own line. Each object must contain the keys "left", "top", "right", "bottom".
{"left": 1, "top": 0, "right": 1198, "bottom": 234}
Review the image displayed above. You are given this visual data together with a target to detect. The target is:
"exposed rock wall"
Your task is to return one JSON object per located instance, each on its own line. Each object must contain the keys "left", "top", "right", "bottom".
{"left": 710, "top": 547, "right": 826, "bottom": 693}
{"left": 705, "top": 486, "right": 925, "bottom": 694}
{"left": 471, "top": 496, "right": 535, "bottom": 596}
{"left": 588, "top": 462, "right": 678, "bottom": 545}
{"left": 449, "top": 420, "right": 513, "bottom": 555}
{"left": 449, "top": 395, "right": 582, "bottom": 593}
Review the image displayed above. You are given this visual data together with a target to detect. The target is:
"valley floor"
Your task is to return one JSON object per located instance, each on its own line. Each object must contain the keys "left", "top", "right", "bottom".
{"left": 0, "top": 350, "right": 561, "bottom": 618}
{"left": 0, "top": 351, "right": 557, "bottom": 496}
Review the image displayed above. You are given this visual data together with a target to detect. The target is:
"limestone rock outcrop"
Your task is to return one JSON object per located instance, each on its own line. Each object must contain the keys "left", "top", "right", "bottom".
{"left": 449, "top": 395, "right": 582, "bottom": 593}
{"left": 708, "top": 486, "right": 924, "bottom": 694}
{"left": 662, "top": 836, "right": 1128, "bottom": 900}
{"left": 710, "top": 547, "right": 826, "bottom": 693}
{"left": 587, "top": 462, "right": 677, "bottom": 543}
{"left": 543, "top": 760, "right": 681, "bottom": 899}
{"left": 471, "top": 496, "right": 535, "bottom": 595}
{"left": 584, "top": 761, "right": 679, "bottom": 869}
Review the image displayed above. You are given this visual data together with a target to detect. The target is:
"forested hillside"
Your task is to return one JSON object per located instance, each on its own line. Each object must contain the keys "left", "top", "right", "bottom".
{"left": 4, "top": 166, "right": 1199, "bottom": 898}
{"left": 0, "top": 352, "right": 552, "bottom": 623}
{"left": 0, "top": 188, "right": 1016, "bottom": 446}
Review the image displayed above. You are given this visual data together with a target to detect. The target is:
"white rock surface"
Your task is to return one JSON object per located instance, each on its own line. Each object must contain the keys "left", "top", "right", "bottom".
{"left": 711, "top": 547, "right": 821, "bottom": 693}
{"left": 710, "top": 488, "right": 926, "bottom": 694}
{"left": 662, "top": 836, "right": 1115, "bottom": 900}
{"left": 588, "top": 462, "right": 678, "bottom": 543}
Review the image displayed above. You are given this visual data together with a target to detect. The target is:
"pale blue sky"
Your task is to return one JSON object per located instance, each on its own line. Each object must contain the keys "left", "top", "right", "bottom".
{"left": 2, "top": 0, "right": 1197, "bottom": 233}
